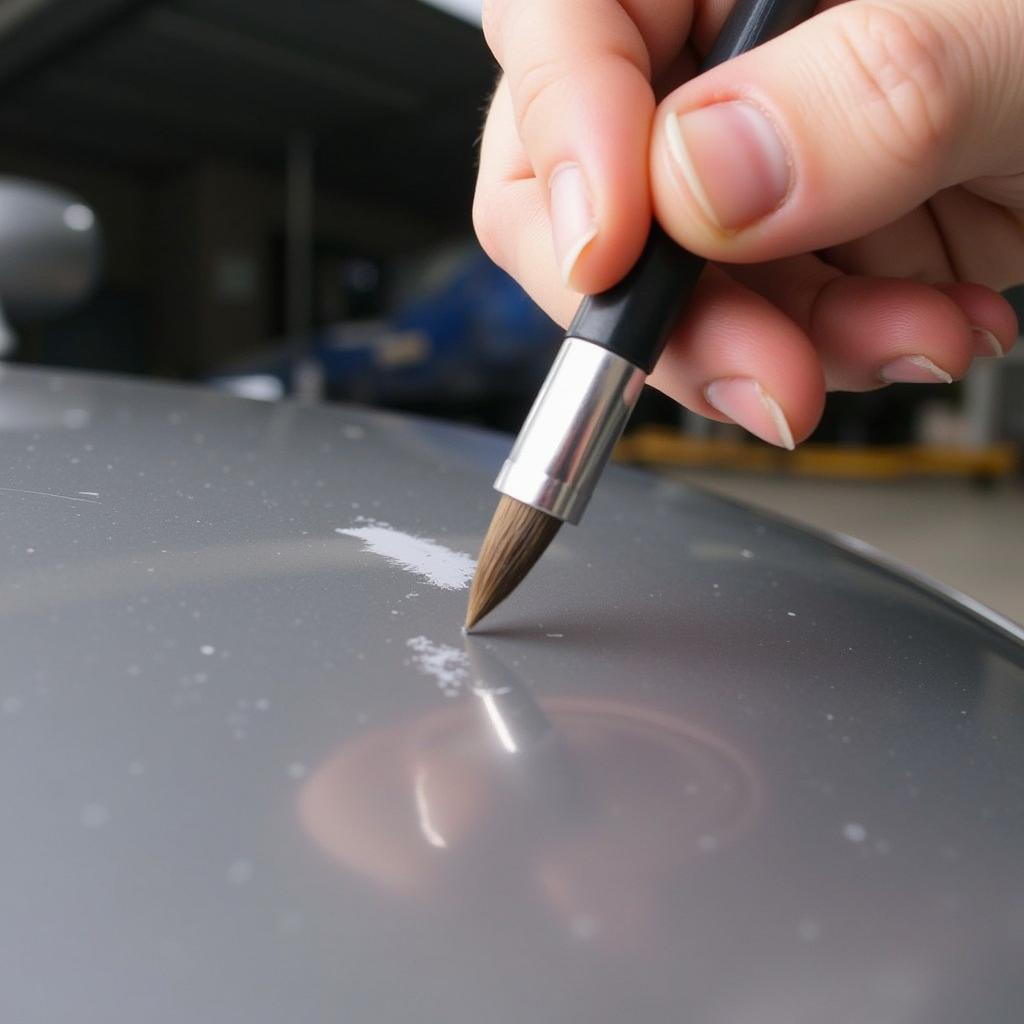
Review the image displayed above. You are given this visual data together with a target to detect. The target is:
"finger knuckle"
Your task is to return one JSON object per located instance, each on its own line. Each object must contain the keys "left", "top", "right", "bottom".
{"left": 832, "top": 4, "right": 964, "bottom": 168}
{"left": 471, "top": 186, "right": 504, "bottom": 267}
{"left": 480, "top": 0, "right": 506, "bottom": 53}
{"left": 513, "top": 55, "right": 572, "bottom": 141}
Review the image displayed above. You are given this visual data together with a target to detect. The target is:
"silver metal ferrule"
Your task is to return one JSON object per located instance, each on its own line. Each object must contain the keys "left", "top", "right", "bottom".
{"left": 495, "top": 337, "right": 646, "bottom": 524}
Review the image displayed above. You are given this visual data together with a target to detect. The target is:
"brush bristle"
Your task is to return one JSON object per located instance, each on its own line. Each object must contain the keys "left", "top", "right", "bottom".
{"left": 465, "top": 496, "right": 561, "bottom": 630}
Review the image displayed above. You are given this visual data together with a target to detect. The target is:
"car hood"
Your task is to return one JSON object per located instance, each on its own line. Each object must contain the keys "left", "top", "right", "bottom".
{"left": 1, "top": 366, "right": 1022, "bottom": 1023}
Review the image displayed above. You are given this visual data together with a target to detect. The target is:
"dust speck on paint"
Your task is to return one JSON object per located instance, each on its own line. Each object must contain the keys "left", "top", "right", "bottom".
{"left": 842, "top": 822, "right": 867, "bottom": 844}
{"left": 406, "top": 636, "right": 469, "bottom": 697}
{"left": 80, "top": 803, "right": 110, "bottom": 828}
{"left": 2, "top": 695, "right": 24, "bottom": 715}
{"left": 200, "top": 644, "right": 216, "bottom": 656}
{"left": 227, "top": 860, "right": 254, "bottom": 885}
{"left": 335, "top": 518, "right": 475, "bottom": 590}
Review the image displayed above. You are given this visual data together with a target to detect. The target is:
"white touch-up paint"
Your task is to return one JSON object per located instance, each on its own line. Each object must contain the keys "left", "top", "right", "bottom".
{"left": 406, "top": 635, "right": 470, "bottom": 697}
{"left": 336, "top": 518, "right": 475, "bottom": 590}
{"left": 2, "top": 695, "right": 23, "bottom": 715}
{"left": 843, "top": 822, "right": 868, "bottom": 844}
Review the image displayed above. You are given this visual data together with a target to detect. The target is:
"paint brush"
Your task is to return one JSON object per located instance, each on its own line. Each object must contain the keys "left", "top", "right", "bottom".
{"left": 466, "top": 0, "right": 816, "bottom": 630}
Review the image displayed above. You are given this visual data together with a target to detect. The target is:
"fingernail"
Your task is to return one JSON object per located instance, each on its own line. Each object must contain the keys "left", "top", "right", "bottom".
{"left": 879, "top": 355, "right": 953, "bottom": 384}
{"left": 704, "top": 378, "right": 795, "bottom": 450}
{"left": 549, "top": 163, "right": 598, "bottom": 286}
{"left": 971, "top": 327, "right": 1004, "bottom": 358}
{"left": 666, "top": 102, "right": 791, "bottom": 230}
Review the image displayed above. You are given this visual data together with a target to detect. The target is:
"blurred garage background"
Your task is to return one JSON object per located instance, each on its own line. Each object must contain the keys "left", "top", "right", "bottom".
{"left": 1, "top": 0, "right": 1022, "bottom": 618}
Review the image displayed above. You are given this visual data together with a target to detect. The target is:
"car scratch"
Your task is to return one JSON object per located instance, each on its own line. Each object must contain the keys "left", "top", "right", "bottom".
{"left": 0, "top": 486, "right": 102, "bottom": 504}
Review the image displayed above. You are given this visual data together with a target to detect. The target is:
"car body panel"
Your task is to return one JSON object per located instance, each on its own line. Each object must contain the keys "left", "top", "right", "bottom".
{"left": 1, "top": 367, "right": 1022, "bottom": 1023}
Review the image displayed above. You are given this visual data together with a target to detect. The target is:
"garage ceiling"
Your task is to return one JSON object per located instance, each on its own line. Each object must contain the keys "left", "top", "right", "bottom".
{"left": 0, "top": 0, "right": 496, "bottom": 222}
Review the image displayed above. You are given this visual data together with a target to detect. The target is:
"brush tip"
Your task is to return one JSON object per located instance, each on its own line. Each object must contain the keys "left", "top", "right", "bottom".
{"left": 465, "top": 495, "right": 562, "bottom": 629}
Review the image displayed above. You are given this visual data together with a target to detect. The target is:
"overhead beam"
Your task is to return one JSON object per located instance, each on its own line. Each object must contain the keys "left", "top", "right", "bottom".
{"left": 0, "top": 0, "right": 147, "bottom": 92}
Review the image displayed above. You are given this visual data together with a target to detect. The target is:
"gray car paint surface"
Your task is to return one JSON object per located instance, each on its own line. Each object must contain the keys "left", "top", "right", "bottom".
{"left": 1, "top": 366, "right": 1022, "bottom": 1023}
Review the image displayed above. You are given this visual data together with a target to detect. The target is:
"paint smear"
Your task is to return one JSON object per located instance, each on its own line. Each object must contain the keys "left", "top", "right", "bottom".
{"left": 336, "top": 519, "right": 475, "bottom": 590}
{"left": 406, "top": 636, "right": 469, "bottom": 698}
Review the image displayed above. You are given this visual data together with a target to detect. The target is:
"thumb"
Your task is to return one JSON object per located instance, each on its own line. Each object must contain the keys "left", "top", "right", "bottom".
{"left": 649, "top": 0, "right": 1024, "bottom": 263}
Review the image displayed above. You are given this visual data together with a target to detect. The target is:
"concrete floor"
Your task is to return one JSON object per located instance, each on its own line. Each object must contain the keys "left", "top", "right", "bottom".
{"left": 682, "top": 472, "right": 1024, "bottom": 625}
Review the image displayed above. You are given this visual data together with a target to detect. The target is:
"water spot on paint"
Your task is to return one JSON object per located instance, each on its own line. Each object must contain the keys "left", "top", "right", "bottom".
{"left": 287, "top": 762, "right": 307, "bottom": 780}
{"left": 406, "top": 635, "right": 469, "bottom": 697}
{"left": 797, "top": 918, "right": 821, "bottom": 942}
{"left": 255, "top": 698, "right": 270, "bottom": 711}
{"left": 697, "top": 834, "right": 719, "bottom": 853}
{"left": 62, "top": 408, "right": 89, "bottom": 429}
{"left": 342, "top": 425, "right": 365, "bottom": 440}
{"left": 128, "top": 761, "right": 145, "bottom": 776}
{"left": 570, "top": 915, "right": 599, "bottom": 941}
{"left": 2, "top": 695, "right": 24, "bottom": 715}
{"left": 80, "top": 803, "right": 110, "bottom": 828}
{"left": 278, "top": 911, "right": 304, "bottom": 934}
{"left": 842, "top": 822, "right": 867, "bottom": 844}
{"left": 227, "top": 860, "right": 254, "bottom": 885}
{"left": 740, "top": 549, "right": 754, "bottom": 559}
{"left": 200, "top": 644, "right": 216, "bottom": 656}
{"left": 336, "top": 519, "right": 475, "bottom": 590}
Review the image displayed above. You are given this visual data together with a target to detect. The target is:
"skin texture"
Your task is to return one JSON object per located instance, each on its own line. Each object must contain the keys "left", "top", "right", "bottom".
{"left": 473, "top": 0, "right": 1024, "bottom": 446}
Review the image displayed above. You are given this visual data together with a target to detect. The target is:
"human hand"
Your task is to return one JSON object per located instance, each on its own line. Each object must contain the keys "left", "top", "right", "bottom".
{"left": 474, "top": 0, "right": 1023, "bottom": 447}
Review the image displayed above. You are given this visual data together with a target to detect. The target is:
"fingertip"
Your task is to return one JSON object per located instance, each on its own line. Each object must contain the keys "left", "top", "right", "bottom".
{"left": 811, "top": 278, "right": 975, "bottom": 390}
{"left": 649, "top": 268, "right": 825, "bottom": 446}
{"left": 549, "top": 60, "right": 654, "bottom": 294}
{"left": 934, "top": 282, "right": 1019, "bottom": 358}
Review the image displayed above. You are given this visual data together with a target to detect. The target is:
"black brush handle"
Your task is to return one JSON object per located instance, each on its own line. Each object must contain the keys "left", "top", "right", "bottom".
{"left": 567, "top": 0, "right": 817, "bottom": 372}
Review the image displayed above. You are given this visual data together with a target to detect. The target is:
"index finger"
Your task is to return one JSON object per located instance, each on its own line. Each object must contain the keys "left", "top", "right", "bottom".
{"left": 481, "top": 0, "right": 694, "bottom": 292}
